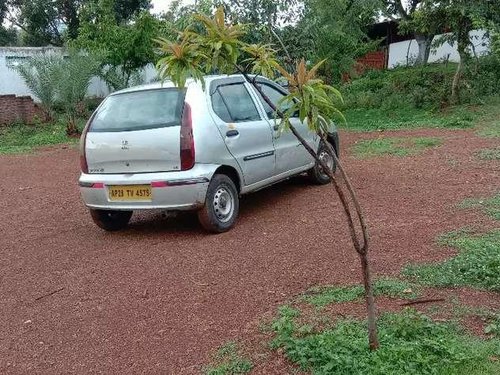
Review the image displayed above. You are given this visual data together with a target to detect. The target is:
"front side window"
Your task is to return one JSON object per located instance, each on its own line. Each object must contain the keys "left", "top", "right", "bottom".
{"left": 211, "top": 83, "right": 261, "bottom": 123}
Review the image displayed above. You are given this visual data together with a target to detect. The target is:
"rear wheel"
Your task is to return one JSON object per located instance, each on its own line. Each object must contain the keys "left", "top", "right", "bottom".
{"left": 308, "top": 142, "right": 336, "bottom": 185}
{"left": 89, "top": 209, "right": 132, "bottom": 231}
{"left": 198, "top": 174, "right": 239, "bottom": 233}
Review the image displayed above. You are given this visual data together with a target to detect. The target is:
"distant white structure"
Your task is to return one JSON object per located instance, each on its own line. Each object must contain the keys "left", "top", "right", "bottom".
{"left": 0, "top": 47, "right": 158, "bottom": 100}
{"left": 388, "top": 29, "right": 490, "bottom": 69}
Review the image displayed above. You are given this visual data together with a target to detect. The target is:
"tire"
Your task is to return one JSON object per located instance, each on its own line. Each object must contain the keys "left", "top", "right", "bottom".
{"left": 198, "top": 174, "right": 239, "bottom": 233}
{"left": 308, "top": 142, "right": 337, "bottom": 185}
{"left": 89, "top": 209, "right": 133, "bottom": 231}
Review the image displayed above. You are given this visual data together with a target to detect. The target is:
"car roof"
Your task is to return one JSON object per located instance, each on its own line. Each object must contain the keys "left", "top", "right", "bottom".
{"left": 110, "top": 74, "right": 265, "bottom": 96}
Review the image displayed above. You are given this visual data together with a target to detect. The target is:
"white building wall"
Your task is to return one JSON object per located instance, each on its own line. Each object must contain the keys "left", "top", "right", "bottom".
{"left": 388, "top": 29, "right": 490, "bottom": 69}
{"left": 0, "top": 47, "right": 159, "bottom": 100}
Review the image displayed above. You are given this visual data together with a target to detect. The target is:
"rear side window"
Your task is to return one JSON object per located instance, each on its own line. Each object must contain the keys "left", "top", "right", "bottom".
{"left": 90, "top": 89, "right": 185, "bottom": 132}
{"left": 211, "top": 83, "right": 261, "bottom": 123}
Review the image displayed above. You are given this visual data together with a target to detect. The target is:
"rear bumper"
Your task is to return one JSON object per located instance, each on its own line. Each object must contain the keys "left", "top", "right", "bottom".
{"left": 79, "top": 164, "right": 219, "bottom": 211}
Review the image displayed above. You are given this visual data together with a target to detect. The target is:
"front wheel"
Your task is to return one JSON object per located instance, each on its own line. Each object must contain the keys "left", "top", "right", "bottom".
{"left": 308, "top": 142, "right": 336, "bottom": 185}
{"left": 89, "top": 209, "right": 132, "bottom": 231}
{"left": 198, "top": 174, "right": 239, "bottom": 233}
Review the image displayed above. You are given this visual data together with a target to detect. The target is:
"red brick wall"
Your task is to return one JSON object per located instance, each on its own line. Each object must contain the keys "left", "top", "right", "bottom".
{"left": 0, "top": 95, "right": 48, "bottom": 126}
{"left": 342, "top": 50, "right": 388, "bottom": 82}
{"left": 357, "top": 51, "right": 387, "bottom": 71}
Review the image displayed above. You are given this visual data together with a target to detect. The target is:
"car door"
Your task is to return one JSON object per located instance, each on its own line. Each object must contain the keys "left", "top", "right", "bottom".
{"left": 251, "top": 80, "right": 318, "bottom": 175}
{"left": 208, "top": 77, "right": 276, "bottom": 186}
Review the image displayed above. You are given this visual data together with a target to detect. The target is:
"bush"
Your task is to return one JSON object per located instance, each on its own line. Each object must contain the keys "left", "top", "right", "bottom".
{"left": 341, "top": 56, "right": 499, "bottom": 111}
{"left": 464, "top": 54, "right": 500, "bottom": 100}
{"left": 342, "top": 63, "right": 455, "bottom": 111}
{"left": 271, "top": 308, "right": 500, "bottom": 375}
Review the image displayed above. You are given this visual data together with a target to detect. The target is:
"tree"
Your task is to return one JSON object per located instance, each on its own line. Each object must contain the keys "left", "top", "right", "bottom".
{"left": 157, "top": 0, "right": 214, "bottom": 41}
{"left": 0, "top": 25, "right": 18, "bottom": 45}
{"left": 13, "top": 54, "right": 62, "bottom": 117}
{"left": 396, "top": 1, "right": 447, "bottom": 65}
{"left": 0, "top": 0, "right": 150, "bottom": 46}
{"left": 13, "top": 51, "right": 100, "bottom": 134}
{"left": 1, "top": 0, "right": 83, "bottom": 46}
{"left": 157, "top": 7, "right": 379, "bottom": 350}
{"left": 302, "top": 0, "right": 382, "bottom": 82}
{"left": 113, "top": 0, "right": 151, "bottom": 22}
{"left": 74, "top": 0, "right": 158, "bottom": 90}
{"left": 432, "top": 0, "right": 500, "bottom": 102}
{"left": 56, "top": 51, "right": 101, "bottom": 135}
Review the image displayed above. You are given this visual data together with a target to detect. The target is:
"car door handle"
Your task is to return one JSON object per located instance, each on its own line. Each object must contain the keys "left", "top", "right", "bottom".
{"left": 226, "top": 130, "right": 239, "bottom": 137}
{"left": 273, "top": 124, "right": 279, "bottom": 131}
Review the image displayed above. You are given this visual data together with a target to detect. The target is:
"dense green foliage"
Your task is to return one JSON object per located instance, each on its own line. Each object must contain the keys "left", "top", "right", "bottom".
{"left": 341, "top": 59, "right": 500, "bottom": 131}
{"left": 295, "top": 0, "right": 381, "bottom": 82}
{"left": 0, "top": 0, "right": 151, "bottom": 46}
{"left": 343, "top": 64, "right": 456, "bottom": 111}
{"left": 404, "top": 230, "right": 500, "bottom": 291}
{"left": 271, "top": 307, "right": 500, "bottom": 375}
{"left": 74, "top": 0, "right": 158, "bottom": 90}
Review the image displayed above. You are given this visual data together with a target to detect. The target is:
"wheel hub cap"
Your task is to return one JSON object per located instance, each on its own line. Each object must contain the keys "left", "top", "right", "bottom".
{"left": 319, "top": 151, "right": 334, "bottom": 176}
{"left": 213, "top": 187, "right": 234, "bottom": 223}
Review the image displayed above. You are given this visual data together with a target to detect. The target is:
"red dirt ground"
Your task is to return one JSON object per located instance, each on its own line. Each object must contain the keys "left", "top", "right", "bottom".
{"left": 0, "top": 128, "right": 498, "bottom": 374}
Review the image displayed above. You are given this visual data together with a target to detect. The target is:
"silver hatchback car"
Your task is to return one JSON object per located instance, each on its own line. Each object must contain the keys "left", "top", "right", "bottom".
{"left": 79, "top": 75, "right": 339, "bottom": 232}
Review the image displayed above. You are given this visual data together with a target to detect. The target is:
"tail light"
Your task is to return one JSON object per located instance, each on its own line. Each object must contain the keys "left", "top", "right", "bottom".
{"left": 180, "top": 103, "right": 195, "bottom": 170}
{"left": 79, "top": 119, "right": 91, "bottom": 173}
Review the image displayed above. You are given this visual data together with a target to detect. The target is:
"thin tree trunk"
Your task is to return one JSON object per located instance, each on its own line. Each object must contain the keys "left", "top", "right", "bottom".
{"left": 414, "top": 34, "right": 433, "bottom": 66}
{"left": 360, "top": 251, "right": 378, "bottom": 350}
{"left": 451, "top": 56, "right": 463, "bottom": 103}
{"left": 451, "top": 19, "right": 472, "bottom": 104}
{"left": 236, "top": 66, "right": 379, "bottom": 350}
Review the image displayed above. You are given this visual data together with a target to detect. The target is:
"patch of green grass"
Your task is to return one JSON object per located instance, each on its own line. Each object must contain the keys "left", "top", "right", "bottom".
{"left": 475, "top": 103, "right": 500, "bottom": 138}
{"left": 477, "top": 147, "right": 500, "bottom": 160}
{"left": 303, "top": 278, "right": 420, "bottom": 307}
{"left": 374, "top": 277, "right": 420, "bottom": 299}
{"left": 352, "top": 137, "right": 442, "bottom": 158}
{"left": 404, "top": 230, "right": 500, "bottom": 291}
{"left": 271, "top": 308, "right": 500, "bottom": 375}
{"left": 303, "top": 285, "right": 365, "bottom": 306}
{"left": 343, "top": 106, "right": 475, "bottom": 132}
{"left": 485, "top": 314, "right": 500, "bottom": 338}
{"left": 0, "top": 119, "right": 81, "bottom": 155}
{"left": 478, "top": 127, "right": 500, "bottom": 138}
{"left": 458, "top": 193, "right": 500, "bottom": 220}
{"left": 204, "top": 342, "right": 253, "bottom": 375}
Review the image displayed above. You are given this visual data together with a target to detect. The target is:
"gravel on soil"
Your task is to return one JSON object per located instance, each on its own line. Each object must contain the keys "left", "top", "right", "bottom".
{"left": 0, "top": 128, "right": 498, "bottom": 374}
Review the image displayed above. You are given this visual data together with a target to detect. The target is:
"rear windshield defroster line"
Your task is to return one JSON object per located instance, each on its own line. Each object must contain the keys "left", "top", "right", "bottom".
{"left": 89, "top": 88, "right": 187, "bottom": 133}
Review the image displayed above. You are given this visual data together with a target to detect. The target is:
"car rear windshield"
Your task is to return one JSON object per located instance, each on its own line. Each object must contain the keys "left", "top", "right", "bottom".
{"left": 90, "top": 88, "right": 186, "bottom": 132}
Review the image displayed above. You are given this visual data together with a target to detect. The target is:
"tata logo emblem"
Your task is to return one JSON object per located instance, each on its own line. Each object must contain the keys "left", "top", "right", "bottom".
{"left": 121, "top": 140, "right": 129, "bottom": 150}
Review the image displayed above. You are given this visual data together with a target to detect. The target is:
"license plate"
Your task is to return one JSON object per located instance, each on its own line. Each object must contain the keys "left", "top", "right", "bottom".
{"left": 108, "top": 185, "right": 152, "bottom": 201}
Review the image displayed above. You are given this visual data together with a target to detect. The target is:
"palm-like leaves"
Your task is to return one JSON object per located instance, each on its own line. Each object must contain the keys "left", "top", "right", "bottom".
{"left": 275, "top": 59, "right": 344, "bottom": 133}
{"left": 242, "top": 44, "right": 279, "bottom": 79}
{"left": 155, "top": 35, "right": 208, "bottom": 88}
{"left": 13, "top": 52, "right": 100, "bottom": 134}
{"left": 13, "top": 55, "right": 63, "bottom": 116}
{"left": 193, "top": 7, "right": 246, "bottom": 73}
